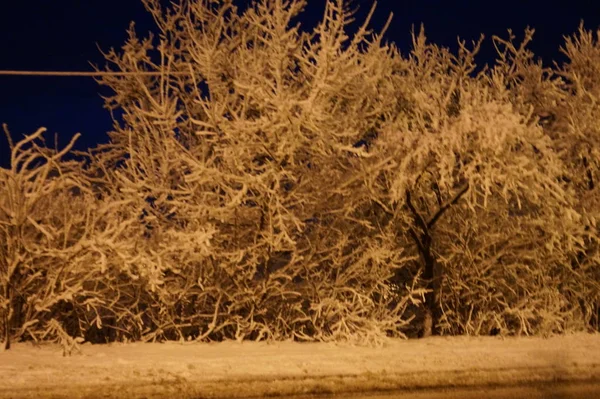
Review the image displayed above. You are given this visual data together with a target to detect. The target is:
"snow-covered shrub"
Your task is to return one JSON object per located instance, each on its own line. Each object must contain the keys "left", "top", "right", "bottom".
{"left": 486, "top": 25, "right": 600, "bottom": 332}
{"left": 547, "top": 25, "right": 600, "bottom": 331}
{"left": 0, "top": 126, "right": 95, "bottom": 349}
{"left": 91, "top": 0, "right": 419, "bottom": 343}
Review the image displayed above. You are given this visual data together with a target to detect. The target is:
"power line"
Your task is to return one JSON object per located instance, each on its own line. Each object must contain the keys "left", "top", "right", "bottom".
{"left": 0, "top": 70, "right": 192, "bottom": 77}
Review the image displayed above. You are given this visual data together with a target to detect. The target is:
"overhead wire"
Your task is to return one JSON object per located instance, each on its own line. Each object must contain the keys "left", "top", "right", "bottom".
{"left": 0, "top": 70, "right": 190, "bottom": 77}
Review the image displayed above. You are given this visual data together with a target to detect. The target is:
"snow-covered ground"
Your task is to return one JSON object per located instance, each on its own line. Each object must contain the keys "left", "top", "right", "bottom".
{"left": 1, "top": 333, "right": 599, "bottom": 398}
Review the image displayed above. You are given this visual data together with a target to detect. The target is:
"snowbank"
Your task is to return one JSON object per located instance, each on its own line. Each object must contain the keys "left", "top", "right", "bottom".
{"left": 1, "top": 333, "right": 599, "bottom": 398}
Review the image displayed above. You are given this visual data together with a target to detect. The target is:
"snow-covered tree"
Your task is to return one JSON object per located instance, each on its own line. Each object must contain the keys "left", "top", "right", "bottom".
{"left": 0, "top": 126, "right": 95, "bottom": 349}
{"left": 372, "top": 28, "right": 585, "bottom": 337}
{"left": 556, "top": 25, "right": 600, "bottom": 330}
{"left": 487, "top": 25, "right": 600, "bottom": 332}
{"left": 92, "top": 0, "right": 420, "bottom": 343}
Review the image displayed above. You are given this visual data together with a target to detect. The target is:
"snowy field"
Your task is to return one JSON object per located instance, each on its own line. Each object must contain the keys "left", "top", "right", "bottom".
{"left": 1, "top": 333, "right": 599, "bottom": 398}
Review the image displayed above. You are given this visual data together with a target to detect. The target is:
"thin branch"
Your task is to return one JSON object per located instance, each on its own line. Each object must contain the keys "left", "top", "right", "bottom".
{"left": 405, "top": 189, "right": 428, "bottom": 234}
{"left": 427, "top": 183, "right": 470, "bottom": 229}
{"left": 407, "top": 226, "right": 425, "bottom": 255}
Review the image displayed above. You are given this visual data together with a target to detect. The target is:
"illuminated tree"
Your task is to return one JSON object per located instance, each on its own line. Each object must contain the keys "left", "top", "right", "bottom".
{"left": 0, "top": 127, "right": 93, "bottom": 350}
{"left": 374, "top": 28, "right": 584, "bottom": 336}
{"left": 487, "top": 25, "right": 600, "bottom": 332}
{"left": 92, "top": 0, "right": 419, "bottom": 343}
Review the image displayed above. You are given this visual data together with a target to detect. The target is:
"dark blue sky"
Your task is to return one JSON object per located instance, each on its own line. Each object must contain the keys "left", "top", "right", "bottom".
{"left": 1, "top": 0, "right": 599, "bottom": 168}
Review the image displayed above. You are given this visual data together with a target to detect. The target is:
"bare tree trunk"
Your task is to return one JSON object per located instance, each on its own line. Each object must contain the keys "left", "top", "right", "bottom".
{"left": 3, "top": 285, "right": 10, "bottom": 350}
{"left": 406, "top": 184, "right": 469, "bottom": 338}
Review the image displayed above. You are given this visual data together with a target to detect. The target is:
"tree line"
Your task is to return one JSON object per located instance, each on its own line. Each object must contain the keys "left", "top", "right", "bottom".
{"left": 1, "top": 0, "right": 599, "bottom": 351}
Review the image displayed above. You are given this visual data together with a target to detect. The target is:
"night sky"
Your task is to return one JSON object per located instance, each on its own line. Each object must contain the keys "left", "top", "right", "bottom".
{"left": 1, "top": 0, "right": 599, "bottom": 168}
